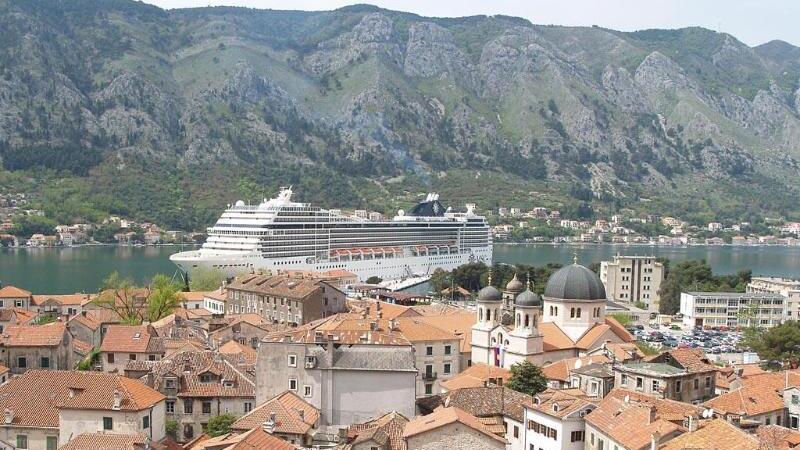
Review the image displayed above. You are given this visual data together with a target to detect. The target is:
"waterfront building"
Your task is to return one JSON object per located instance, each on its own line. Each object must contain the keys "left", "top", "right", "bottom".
{"left": 747, "top": 277, "right": 800, "bottom": 320}
{"left": 471, "top": 264, "right": 634, "bottom": 370}
{"left": 679, "top": 292, "right": 786, "bottom": 328}
{"left": 600, "top": 255, "right": 664, "bottom": 312}
{"left": 613, "top": 348, "right": 717, "bottom": 404}
{"left": 226, "top": 273, "right": 347, "bottom": 325}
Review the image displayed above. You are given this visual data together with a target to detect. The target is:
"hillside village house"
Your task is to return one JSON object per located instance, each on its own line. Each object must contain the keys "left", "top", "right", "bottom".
{"left": 0, "top": 308, "right": 35, "bottom": 332}
{"left": 100, "top": 325, "right": 165, "bottom": 373}
{"left": 0, "top": 370, "right": 165, "bottom": 449}
{"left": 31, "top": 293, "right": 89, "bottom": 317}
{"left": 230, "top": 390, "right": 320, "bottom": 447}
{"left": 402, "top": 407, "right": 507, "bottom": 450}
{"left": 0, "top": 285, "right": 32, "bottom": 309}
{"left": 67, "top": 309, "right": 123, "bottom": 349}
{"left": 0, "top": 322, "right": 74, "bottom": 374}
{"left": 227, "top": 273, "right": 347, "bottom": 325}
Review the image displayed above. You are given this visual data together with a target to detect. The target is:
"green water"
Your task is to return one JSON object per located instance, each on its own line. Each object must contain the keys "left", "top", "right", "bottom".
{"left": 1, "top": 244, "right": 799, "bottom": 294}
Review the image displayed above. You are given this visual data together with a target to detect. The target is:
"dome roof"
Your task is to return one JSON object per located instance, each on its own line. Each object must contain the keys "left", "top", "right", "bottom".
{"left": 477, "top": 285, "right": 502, "bottom": 302}
{"left": 505, "top": 274, "right": 524, "bottom": 292}
{"left": 543, "top": 264, "right": 606, "bottom": 301}
{"left": 515, "top": 289, "right": 542, "bottom": 307}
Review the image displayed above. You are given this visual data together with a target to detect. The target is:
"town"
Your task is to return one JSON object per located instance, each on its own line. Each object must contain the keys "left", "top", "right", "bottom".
{"left": 0, "top": 254, "right": 798, "bottom": 449}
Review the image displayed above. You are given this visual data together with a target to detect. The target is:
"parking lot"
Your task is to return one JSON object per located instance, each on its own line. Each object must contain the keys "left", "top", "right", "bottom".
{"left": 627, "top": 322, "right": 747, "bottom": 355}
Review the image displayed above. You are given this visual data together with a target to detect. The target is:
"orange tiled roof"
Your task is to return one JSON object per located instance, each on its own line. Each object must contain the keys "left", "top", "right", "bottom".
{"left": 0, "top": 285, "right": 31, "bottom": 298}
{"left": 414, "top": 311, "right": 475, "bottom": 353}
{"left": 143, "top": 349, "right": 254, "bottom": 398}
{"left": 0, "top": 307, "right": 36, "bottom": 324}
{"left": 661, "top": 418, "right": 759, "bottom": 450}
{"left": 100, "top": 325, "right": 164, "bottom": 354}
{"left": 189, "top": 428, "right": 297, "bottom": 450}
{"left": 179, "top": 291, "right": 211, "bottom": 302}
{"left": 757, "top": 424, "right": 800, "bottom": 450}
{"left": 57, "top": 433, "right": 149, "bottom": 450}
{"left": 73, "top": 339, "right": 93, "bottom": 356}
{"left": 231, "top": 390, "right": 319, "bottom": 435}
{"left": 403, "top": 406, "right": 507, "bottom": 444}
{"left": 0, "top": 370, "right": 164, "bottom": 428}
{"left": 527, "top": 388, "right": 598, "bottom": 418}
{"left": 228, "top": 274, "right": 331, "bottom": 300}
{"left": 346, "top": 411, "right": 409, "bottom": 450}
{"left": 218, "top": 340, "right": 258, "bottom": 366}
{"left": 0, "top": 322, "right": 67, "bottom": 347}
{"left": 542, "top": 355, "right": 611, "bottom": 382}
{"left": 704, "top": 370, "right": 800, "bottom": 417}
{"left": 31, "top": 293, "right": 89, "bottom": 306}
{"left": 440, "top": 363, "right": 511, "bottom": 391}
{"left": 538, "top": 322, "right": 576, "bottom": 351}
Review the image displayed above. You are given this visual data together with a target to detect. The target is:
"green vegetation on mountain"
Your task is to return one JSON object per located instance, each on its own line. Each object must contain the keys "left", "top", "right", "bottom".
{"left": 1, "top": 1, "right": 800, "bottom": 228}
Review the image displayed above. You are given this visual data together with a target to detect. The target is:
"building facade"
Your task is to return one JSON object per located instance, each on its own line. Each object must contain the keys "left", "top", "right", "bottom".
{"left": 680, "top": 292, "right": 786, "bottom": 329}
{"left": 600, "top": 255, "right": 664, "bottom": 312}
{"left": 747, "top": 277, "right": 800, "bottom": 320}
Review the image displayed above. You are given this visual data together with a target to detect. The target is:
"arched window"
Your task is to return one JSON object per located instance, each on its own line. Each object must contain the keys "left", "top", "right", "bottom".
{"left": 524, "top": 315, "right": 530, "bottom": 327}
{"left": 516, "top": 313, "right": 521, "bottom": 326}
{"left": 487, "top": 309, "right": 491, "bottom": 321}
{"left": 577, "top": 308, "right": 582, "bottom": 318}
{"left": 549, "top": 306, "right": 554, "bottom": 315}
{"left": 555, "top": 307, "right": 559, "bottom": 316}
{"left": 479, "top": 308, "right": 483, "bottom": 321}
{"left": 570, "top": 308, "right": 575, "bottom": 318}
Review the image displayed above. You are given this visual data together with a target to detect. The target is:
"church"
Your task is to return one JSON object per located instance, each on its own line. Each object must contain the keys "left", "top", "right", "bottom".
{"left": 471, "top": 262, "right": 634, "bottom": 369}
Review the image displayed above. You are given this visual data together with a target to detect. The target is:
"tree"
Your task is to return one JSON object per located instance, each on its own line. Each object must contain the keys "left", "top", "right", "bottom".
{"left": 147, "top": 274, "right": 182, "bottom": 323}
{"left": 93, "top": 272, "right": 147, "bottom": 325}
{"left": 743, "top": 321, "right": 800, "bottom": 369}
{"left": 609, "top": 313, "right": 631, "bottom": 327}
{"left": 366, "top": 276, "right": 383, "bottom": 285}
{"left": 505, "top": 360, "right": 547, "bottom": 397}
{"left": 188, "top": 266, "right": 225, "bottom": 291}
{"left": 658, "top": 259, "right": 749, "bottom": 314}
{"left": 11, "top": 215, "right": 56, "bottom": 239}
{"left": 207, "top": 413, "right": 237, "bottom": 437}
{"left": 429, "top": 268, "right": 451, "bottom": 294}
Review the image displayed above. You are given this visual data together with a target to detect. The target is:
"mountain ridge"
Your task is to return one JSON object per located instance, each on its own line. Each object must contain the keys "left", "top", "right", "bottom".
{"left": 0, "top": 0, "right": 799, "bottom": 229}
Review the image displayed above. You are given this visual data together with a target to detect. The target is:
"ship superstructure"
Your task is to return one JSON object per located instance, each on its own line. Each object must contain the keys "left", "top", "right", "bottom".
{"left": 170, "top": 188, "right": 492, "bottom": 281}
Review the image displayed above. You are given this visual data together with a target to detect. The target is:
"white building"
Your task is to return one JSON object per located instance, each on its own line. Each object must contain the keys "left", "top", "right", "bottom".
{"left": 680, "top": 292, "right": 786, "bottom": 329}
{"left": 600, "top": 255, "right": 664, "bottom": 312}
{"left": 524, "top": 389, "right": 597, "bottom": 450}
{"left": 747, "top": 277, "right": 800, "bottom": 320}
{"left": 708, "top": 222, "right": 723, "bottom": 232}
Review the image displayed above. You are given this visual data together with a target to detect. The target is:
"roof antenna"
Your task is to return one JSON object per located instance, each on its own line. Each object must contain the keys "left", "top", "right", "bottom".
{"left": 573, "top": 251, "right": 579, "bottom": 265}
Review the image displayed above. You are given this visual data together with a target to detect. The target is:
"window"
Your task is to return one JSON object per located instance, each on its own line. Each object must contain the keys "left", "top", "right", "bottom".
{"left": 40, "top": 357, "right": 50, "bottom": 368}
{"left": 676, "top": 381, "right": 682, "bottom": 392}
{"left": 103, "top": 417, "right": 113, "bottom": 430}
{"left": 200, "top": 374, "right": 213, "bottom": 383}
{"left": 444, "top": 345, "right": 452, "bottom": 355}
{"left": 636, "top": 377, "right": 643, "bottom": 389}
{"left": 166, "top": 401, "right": 175, "bottom": 414}
{"left": 791, "top": 415, "right": 799, "bottom": 429}
{"left": 143, "top": 415, "right": 150, "bottom": 429}
{"left": 444, "top": 363, "right": 451, "bottom": 374}
{"left": 107, "top": 353, "right": 115, "bottom": 363}
{"left": 793, "top": 395, "right": 799, "bottom": 405}
{"left": 288, "top": 354, "right": 297, "bottom": 367}
{"left": 46, "top": 436, "right": 57, "bottom": 450}
{"left": 129, "top": 354, "right": 137, "bottom": 361}
{"left": 591, "top": 433, "right": 595, "bottom": 445}
{"left": 513, "top": 425, "right": 519, "bottom": 438}
{"left": 202, "top": 401, "right": 212, "bottom": 414}
{"left": 766, "top": 417, "right": 771, "bottom": 425}
{"left": 652, "top": 380, "right": 659, "bottom": 391}
{"left": 706, "top": 376, "right": 712, "bottom": 388}
{"left": 184, "top": 399, "right": 193, "bottom": 414}
{"left": 289, "top": 378, "right": 298, "bottom": 391}
{"left": 244, "top": 402, "right": 253, "bottom": 413}
{"left": 17, "top": 357, "right": 26, "bottom": 369}
{"left": 16, "top": 435, "right": 27, "bottom": 449}
{"left": 621, "top": 374, "right": 627, "bottom": 386}
{"left": 426, "top": 346, "right": 433, "bottom": 356}
{"left": 571, "top": 430, "right": 585, "bottom": 442}
{"left": 425, "top": 384, "right": 432, "bottom": 395}
{"left": 693, "top": 378, "right": 699, "bottom": 389}
{"left": 304, "top": 385, "right": 312, "bottom": 397}
{"left": 148, "top": 354, "right": 156, "bottom": 361}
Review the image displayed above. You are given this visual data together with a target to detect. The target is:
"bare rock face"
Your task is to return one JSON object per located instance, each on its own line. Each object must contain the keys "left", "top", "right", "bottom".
{"left": 305, "top": 13, "right": 402, "bottom": 74}
{"left": 634, "top": 51, "right": 694, "bottom": 98}
{"left": 403, "top": 22, "right": 477, "bottom": 90}
{"left": 93, "top": 72, "right": 179, "bottom": 139}
{"left": 602, "top": 66, "right": 649, "bottom": 113}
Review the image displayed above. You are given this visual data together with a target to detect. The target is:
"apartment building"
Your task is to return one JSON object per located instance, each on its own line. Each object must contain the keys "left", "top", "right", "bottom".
{"left": 680, "top": 292, "right": 786, "bottom": 329}
{"left": 613, "top": 348, "right": 717, "bottom": 404}
{"left": 600, "top": 255, "right": 664, "bottom": 312}
{"left": 747, "top": 277, "right": 800, "bottom": 320}
{"left": 227, "top": 273, "right": 347, "bottom": 325}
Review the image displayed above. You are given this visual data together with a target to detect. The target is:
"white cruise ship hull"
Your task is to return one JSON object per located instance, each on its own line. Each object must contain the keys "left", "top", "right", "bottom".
{"left": 170, "top": 246, "right": 492, "bottom": 282}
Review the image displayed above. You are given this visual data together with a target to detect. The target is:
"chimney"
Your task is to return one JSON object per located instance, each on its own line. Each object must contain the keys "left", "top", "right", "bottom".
{"left": 263, "top": 413, "right": 276, "bottom": 434}
{"left": 376, "top": 301, "right": 381, "bottom": 311}
{"left": 326, "top": 341, "right": 335, "bottom": 367}
{"left": 370, "top": 321, "right": 377, "bottom": 331}
{"left": 389, "top": 319, "right": 397, "bottom": 331}
{"left": 3, "top": 408, "right": 12, "bottom": 424}
{"left": 650, "top": 432, "right": 661, "bottom": 450}
{"left": 688, "top": 415, "right": 698, "bottom": 432}
{"left": 112, "top": 390, "right": 122, "bottom": 410}
{"left": 647, "top": 405, "right": 657, "bottom": 424}
{"left": 365, "top": 306, "right": 371, "bottom": 317}
{"left": 376, "top": 310, "right": 383, "bottom": 319}
{"left": 297, "top": 409, "right": 305, "bottom": 422}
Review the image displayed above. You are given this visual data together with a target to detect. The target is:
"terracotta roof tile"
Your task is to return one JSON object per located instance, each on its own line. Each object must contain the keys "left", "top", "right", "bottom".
{"left": 346, "top": 411, "right": 409, "bottom": 450}
{"left": 704, "top": 370, "right": 800, "bottom": 417}
{"left": 440, "top": 363, "right": 511, "bottom": 391}
{"left": 58, "top": 433, "right": 148, "bottom": 450}
{"left": 100, "top": 325, "right": 164, "bottom": 354}
{"left": 32, "top": 293, "right": 90, "bottom": 306}
{"left": 538, "top": 322, "right": 576, "bottom": 350}
{"left": 228, "top": 274, "right": 333, "bottom": 301}
{"left": 0, "top": 308, "right": 36, "bottom": 324}
{"left": 217, "top": 341, "right": 258, "bottom": 366}
{"left": 756, "top": 425, "right": 800, "bottom": 449}
{"left": 0, "top": 322, "right": 67, "bottom": 347}
{"left": 0, "top": 285, "right": 31, "bottom": 298}
{"left": 661, "top": 419, "right": 759, "bottom": 450}
{"left": 142, "top": 349, "right": 254, "bottom": 398}
{"left": 0, "top": 370, "right": 164, "bottom": 428}
{"left": 190, "top": 428, "right": 297, "bottom": 450}
{"left": 527, "top": 388, "right": 599, "bottom": 418}
{"left": 542, "top": 355, "right": 611, "bottom": 382}
{"left": 414, "top": 312, "right": 475, "bottom": 353}
{"left": 231, "top": 390, "right": 319, "bottom": 435}
{"left": 403, "top": 407, "right": 507, "bottom": 444}
{"left": 416, "top": 386, "right": 531, "bottom": 423}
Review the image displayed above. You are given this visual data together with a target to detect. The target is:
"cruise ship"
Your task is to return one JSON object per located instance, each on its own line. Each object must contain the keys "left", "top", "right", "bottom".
{"left": 170, "top": 187, "right": 492, "bottom": 281}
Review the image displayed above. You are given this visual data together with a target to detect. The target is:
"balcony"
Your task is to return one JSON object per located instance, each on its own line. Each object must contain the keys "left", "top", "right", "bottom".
{"left": 422, "top": 371, "right": 438, "bottom": 381}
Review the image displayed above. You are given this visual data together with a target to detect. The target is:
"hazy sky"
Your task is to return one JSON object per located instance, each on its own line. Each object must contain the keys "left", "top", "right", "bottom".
{"left": 141, "top": 0, "right": 799, "bottom": 47}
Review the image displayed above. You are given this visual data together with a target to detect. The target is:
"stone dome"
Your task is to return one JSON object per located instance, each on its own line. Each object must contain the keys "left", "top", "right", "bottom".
{"left": 477, "top": 285, "right": 502, "bottom": 302}
{"left": 515, "top": 289, "right": 542, "bottom": 307}
{"left": 543, "top": 264, "right": 606, "bottom": 301}
{"left": 505, "top": 274, "right": 524, "bottom": 292}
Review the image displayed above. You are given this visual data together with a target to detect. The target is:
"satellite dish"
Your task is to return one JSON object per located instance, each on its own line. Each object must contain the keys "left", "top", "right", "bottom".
{"left": 575, "top": 359, "right": 583, "bottom": 369}
{"left": 398, "top": 209, "right": 405, "bottom": 216}
{"left": 235, "top": 200, "right": 245, "bottom": 207}
{"left": 623, "top": 395, "right": 630, "bottom": 403}
{"left": 702, "top": 408, "right": 713, "bottom": 418}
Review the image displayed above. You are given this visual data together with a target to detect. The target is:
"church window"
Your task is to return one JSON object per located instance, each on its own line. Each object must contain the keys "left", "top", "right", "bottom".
{"left": 570, "top": 308, "right": 575, "bottom": 318}
{"left": 487, "top": 309, "right": 491, "bottom": 321}
{"left": 479, "top": 308, "right": 483, "bottom": 321}
{"left": 524, "top": 315, "right": 529, "bottom": 327}
{"left": 577, "top": 308, "right": 582, "bottom": 318}
{"left": 516, "top": 314, "right": 521, "bottom": 326}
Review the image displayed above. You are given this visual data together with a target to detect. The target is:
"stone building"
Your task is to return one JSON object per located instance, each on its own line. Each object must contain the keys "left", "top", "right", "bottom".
{"left": 0, "top": 285, "right": 32, "bottom": 310}
{"left": 403, "top": 407, "right": 507, "bottom": 450}
{"left": 100, "top": 325, "right": 165, "bottom": 373}
{"left": 230, "top": 390, "right": 319, "bottom": 447}
{"left": 0, "top": 322, "right": 74, "bottom": 374}
{"left": 227, "top": 274, "right": 347, "bottom": 325}
{"left": 132, "top": 349, "right": 255, "bottom": 443}
{"left": 523, "top": 388, "right": 599, "bottom": 450}
{"left": 613, "top": 348, "right": 717, "bottom": 404}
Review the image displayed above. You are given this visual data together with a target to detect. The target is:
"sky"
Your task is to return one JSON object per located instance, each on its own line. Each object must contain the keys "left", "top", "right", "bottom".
{"left": 141, "top": 0, "right": 800, "bottom": 47}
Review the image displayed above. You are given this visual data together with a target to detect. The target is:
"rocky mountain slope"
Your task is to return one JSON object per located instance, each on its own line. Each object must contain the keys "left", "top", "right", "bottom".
{"left": 1, "top": 0, "right": 799, "bottom": 228}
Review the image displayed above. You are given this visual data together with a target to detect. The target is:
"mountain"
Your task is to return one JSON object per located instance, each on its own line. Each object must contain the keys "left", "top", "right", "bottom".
{"left": 1, "top": 0, "right": 800, "bottom": 229}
